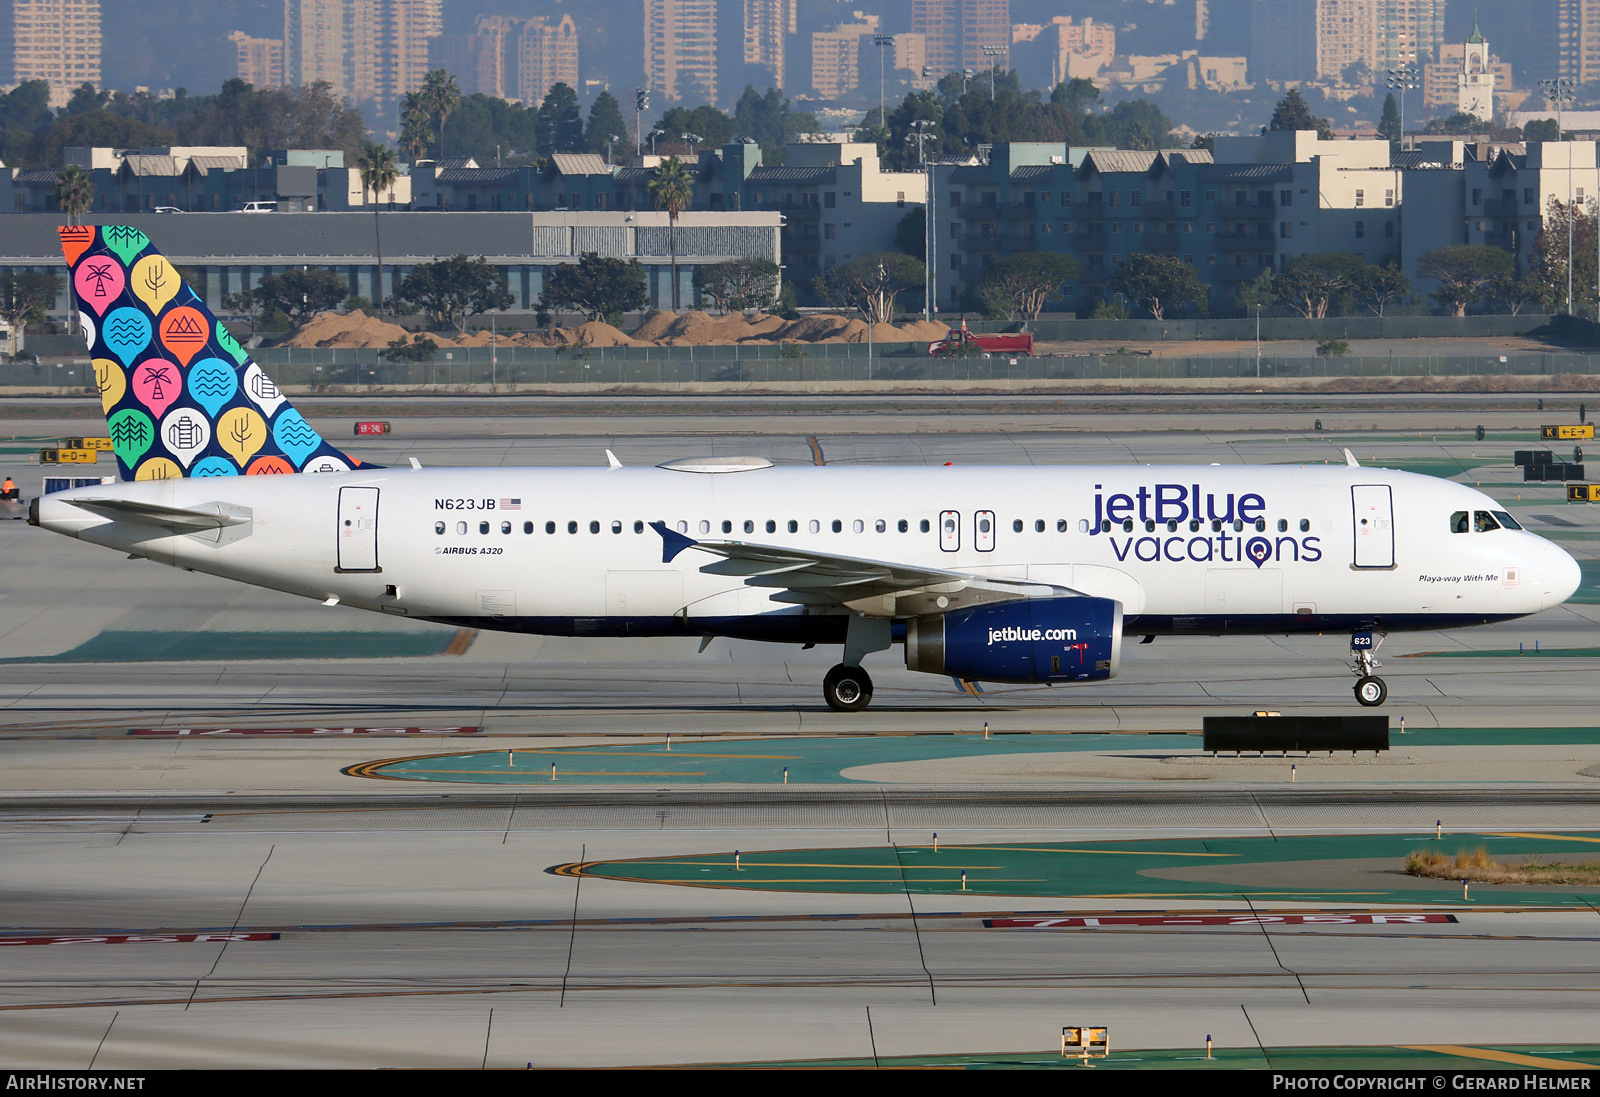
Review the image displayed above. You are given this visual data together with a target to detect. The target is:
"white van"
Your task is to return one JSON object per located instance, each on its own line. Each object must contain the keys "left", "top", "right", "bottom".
{"left": 236, "top": 201, "right": 277, "bottom": 213}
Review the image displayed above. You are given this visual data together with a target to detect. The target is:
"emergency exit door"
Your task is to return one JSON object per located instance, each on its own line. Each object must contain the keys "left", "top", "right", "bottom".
{"left": 1351, "top": 484, "right": 1394, "bottom": 569}
{"left": 337, "top": 486, "right": 381, "bottom": 572}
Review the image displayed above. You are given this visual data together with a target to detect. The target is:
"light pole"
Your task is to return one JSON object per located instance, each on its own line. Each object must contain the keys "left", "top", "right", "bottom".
{"left": 606, "top": 133, "right": 619, "bottom": 166}
{"left": 1540, "top": 76, "right": 1577, "bottom": 313}
{"left": 981, "top": 44, "right": 1005, "bottom": 96}
{"left": 681, "top": 132, "right": 702, "bottom": 156}
{"left": 1255, "top": 302, "right": 1262, "bottom": 378}
{"left": 961, "top": 68, "right": 974, "bottom": 95}
{"left": 872, "top": 35, "right": 895, "bottom": 138}
{"left": 634, "top": 90, "right": 649, "bottom": 158}
{"left": 1385, "top": 64, "right": 1419, "bottom": 149}
{"left": 909, "top": 119, "right": 936, "bottom": 320}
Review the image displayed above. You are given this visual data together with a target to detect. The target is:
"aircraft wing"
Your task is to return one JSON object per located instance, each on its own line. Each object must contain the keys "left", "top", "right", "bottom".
{"left": 650, "top": 522, "right": 1074, "bottom": 617}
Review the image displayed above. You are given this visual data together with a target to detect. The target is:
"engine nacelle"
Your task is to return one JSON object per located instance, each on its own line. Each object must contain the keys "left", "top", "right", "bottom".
{"left": 904, "top": 596, "right": 1123, "bottom": 683}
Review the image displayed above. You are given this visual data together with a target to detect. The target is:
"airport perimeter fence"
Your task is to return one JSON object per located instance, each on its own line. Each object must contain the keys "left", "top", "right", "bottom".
{"left": 11, "top": 347, "right": 1600, "bottom": 390}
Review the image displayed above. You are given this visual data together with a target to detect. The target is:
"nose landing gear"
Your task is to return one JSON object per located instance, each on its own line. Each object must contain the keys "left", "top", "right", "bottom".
{"left": 1349, "top": 629, "right": 1387, "bottom": 706}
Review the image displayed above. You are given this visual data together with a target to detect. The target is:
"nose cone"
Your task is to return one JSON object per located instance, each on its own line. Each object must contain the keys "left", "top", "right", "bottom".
{"left": 1542, "top": 540, "right": 1582, "bottom": 610}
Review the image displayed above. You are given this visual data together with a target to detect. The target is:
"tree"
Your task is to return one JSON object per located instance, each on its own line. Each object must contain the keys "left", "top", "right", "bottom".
{"left": 647, "top": 157, "right": 694, "bottom": 310}
{"left": 1417, "top": 245, "right": 1514, "bottom": 316}
{"left": 656, "top": 105, "right": 736, "bottom": 151}
{"left": 980, "top": 253, "right": 1080, "bottom": 320}
{"left": 355, "top": 143, "right": 398, "bottom": 312}
{"left": 541, "top": 252, "right": 648, "bottom": 320}
{"left": 1236, "top": 269, "right": 1276, "bottom": 316}
{"left": 0, "top": 273, "right": 60, "bottom": 358}
{"left": 1489, "top": 271, "right": 1545, "bottom": 316}
{"left": 416, "top": 69, "right": 461, "bottom": 159}
{"left": 732, "top": 86, "right": 818, "bottom": 161}
{"left": 251, "top": 269, "right": 349, "bottom": 325}
{"left": 812, "top": 252, "right": 926, "bottom": 324}
{"left": 397, "top": 96, "right": 431, "bottom": 162}
{"left": 394, "top": 255, "right": 512, "bottom": 332}
{"left": 536, "top": 82, "right": 584, "bottom": 154}
{"left": 893, "top": 207, "right": 925, "bottom": 261}
{"left": 1529, "top": 197, "right": 1598, "bottom": 314}
{"left": 1423, "top": 112, "right": 1490, "bottom": 135}
{"left": 1274, "top": 253, "right": 1368, "bottom": 318}
{"left": 585, "top": 91, "right": 629, "bottom": 161}
{"left": 54, "top": 165, "right": 93, "bottom": 225}
{"left": 1109, "top": 254, "right": 1207, "bottom": 321}
{"left": 1352, "top": 262, "right": 1411, "bottom": 317}
{"left": 693, "top": 258, "right": 779, "bottom": 313}
{"left": 1378, "top": 93, "right": 1402, "bottom": 144}
{"left": 1268, "top": 88, "right": 1332, "bottom": 140}
{"left": 1524, "top": 118, "right": 1561, "bottom": 142}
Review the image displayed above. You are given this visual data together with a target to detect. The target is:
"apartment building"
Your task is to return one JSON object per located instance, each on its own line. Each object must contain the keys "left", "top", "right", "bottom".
{"left": 10, "top": 0, "right": 101, "bottom": 108}
{"left": 743, "top": 0, "right": 796, "bottom": 91}
{"left": 283, "top": 0, "right": 442, "bottom": 118}
{"left": 645, "top": 0, "right": 718, "bottom": 103}
{"left": 229, "top": 31, "right": 286, "bottom": 91}
{"left": 912, "top": 0, "right": 1008, "bottom": 76}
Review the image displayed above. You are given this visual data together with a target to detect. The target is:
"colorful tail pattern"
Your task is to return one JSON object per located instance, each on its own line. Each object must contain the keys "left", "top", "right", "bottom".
{"left": 59, "top": 225, "right": 366, "bottom": 481}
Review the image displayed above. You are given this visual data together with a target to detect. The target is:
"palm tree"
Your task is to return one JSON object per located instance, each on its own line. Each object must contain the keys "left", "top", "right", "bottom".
{"left": 417, "top": 70, "right": 460, "bottom": 160}
{"left": 648, "top": 157, "right": 694, "bottom": 311}
{"left": 398, "top": 97, "right": 431, "bottom": 163}
{"left": 355, "top": 143, "right": 399, "bottom": 311}
{"left": 55, "top": 166, "right": 93, "bottom": 225}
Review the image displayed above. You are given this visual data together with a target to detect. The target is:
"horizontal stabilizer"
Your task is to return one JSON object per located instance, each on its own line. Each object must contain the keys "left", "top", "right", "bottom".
{"left": 68, "top": 497, "right": 251, "bottom": 534}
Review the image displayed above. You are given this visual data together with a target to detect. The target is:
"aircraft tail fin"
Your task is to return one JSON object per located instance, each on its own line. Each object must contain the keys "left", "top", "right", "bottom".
{"left": 58, "top": 225, "right": 367, "bottom": 481}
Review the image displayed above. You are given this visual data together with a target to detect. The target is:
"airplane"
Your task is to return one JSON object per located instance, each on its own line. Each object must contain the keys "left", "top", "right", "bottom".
{"left": 28, "top": 226, "right": 1583, "bottom": 711}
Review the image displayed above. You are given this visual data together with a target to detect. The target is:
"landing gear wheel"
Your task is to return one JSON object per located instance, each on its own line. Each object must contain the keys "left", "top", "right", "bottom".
{"left": 1354, "top": 675, "right": 1388, "bottom": 707}
{"left": 823, "top": 664, "right": 874, "bottom": 712}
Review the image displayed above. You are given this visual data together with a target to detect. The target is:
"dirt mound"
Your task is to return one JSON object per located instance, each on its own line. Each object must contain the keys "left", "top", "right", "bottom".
{"left": 741, "top": 313, "right": 787, "bottom": 337}
{"left": 898, "top": 320, "right": 953, "bottom": 341}
{"left": 630, "top": 311, "right": 682, "bottom": 342}
{"left": 282, "top": 309, "right": 417, "bottom": 349}
{"left": 570, "top": 321, "right": 643, "bottom": 347}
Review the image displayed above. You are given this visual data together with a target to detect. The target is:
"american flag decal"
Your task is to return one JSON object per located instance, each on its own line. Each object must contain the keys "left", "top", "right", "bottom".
{"left": 500, "top": 498, "right": 521, "bottom": 510}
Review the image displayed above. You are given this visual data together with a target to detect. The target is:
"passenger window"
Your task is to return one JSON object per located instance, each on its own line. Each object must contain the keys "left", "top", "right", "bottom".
{"left": 456, "top": 521, "right": 467, "bottom": 535}
{"left": 1101, "top": 520, "right": 1111, "bottom": 533}
{"left": 721, "top": 520, "right": 733, "bottom": 534}
{"left": 1189, "top": 520, "right": 1200, "bottom": 532}
{"left": 1474, "top": 510, "right": 1500, "bottom": 532}
{"left": 1451, "top": 511, "right": 1469, "bottom": 534}
{"left": 612, "top": 521, "right": 622, "bottom": 534}
{"left": 853, "top": 519, "right": 864, "bottom": 532}
{"left": 1299, "top": 518, "right": 1310, "bottom": 532}
{"left": 789, "top": 520, "right": 799, "bottom": 533}
{"left": 1035, "top": 519, "right": 1045, "bottom": 533}
{"left": 1232, "top": 520, "right": 1243, "bottom": 532}
{"left": 875, "top": 519, "right": 886, "bottom": 532}
{"left": 699, "top": 520, "right": 710, "bottom": 534}
{"left": 1079, "top": 519, "right": 1090, "bottom": 533}
{"left": 809, "top": 520, "right": 821, "bottom": 533}
{"left": 634, "top": 520, "right": 644, "bottom": 533}
{"left": 832, "top": 519, "right": 843, "bottom": 533}
{"left": 1211, "top": 520, "right": 1222, "bottom": 532}
{"left": 1493, "top": 510, "right": 1522, "bottom": 530}
{"left": 435, "top": 521, "right": 445, "bottom": 535}
{"left": 1166, "top": 520, "right": 1177, "bottom": 532}
{"left": 1254, "top": 519, "right": 1265, "bottom": 532}
{"left": 1277, "top": 519, "right": 1287, "bottom": 533}
{"left": 589, "top": 520, "right": 600, "bottom": 534}
{"left": 675, "top": 520, "right": 688, "bottom": 533}
{"left": 501, "top": 521, "right": 511, "bottom": 534}
{"left": 546, "top": 521, "right": 556, "bottom": 534}
{"left": 1013, "top": 519, "right": 1024, "bottom": 533}
{"left": 1122, "top": 518, "right": 1133, "bottom": 532}
{"left": 568, "top": 521, "right": 578, "bottom": 534}
{"left": 898, "top": 519, "right": 909, "bottom": 532}
{"left": 524, "top": 521, "right": 534, "bottom": 534}
{"left": 920, "top": 519, "right": 931, "bottom": 532}
{"left": 766, "top": 520, "right": 776, "bottom": 533}
{"left": 1144, "top": 520, "right": 1155, "bottom": 532}
{"left": 1057, "top": 519, "right": 1068, "bottom": 532}
{"left": 479, "top": 521, "right": 490, "bottom": 534}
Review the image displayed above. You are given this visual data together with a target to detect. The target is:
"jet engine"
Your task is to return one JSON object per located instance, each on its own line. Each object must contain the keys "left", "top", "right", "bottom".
{"left": 904, "top": 596, "right": 1123, "bottom": 683}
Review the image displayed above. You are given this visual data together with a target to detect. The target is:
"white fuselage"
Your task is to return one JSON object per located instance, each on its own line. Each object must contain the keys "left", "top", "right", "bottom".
{"left": 34, "top": 462, "right": 1580, "bottom": 645}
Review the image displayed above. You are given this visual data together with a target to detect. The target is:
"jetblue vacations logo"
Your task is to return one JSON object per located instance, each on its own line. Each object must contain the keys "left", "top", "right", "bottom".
{"left": 1089, "top": 482, "right": 1322, "bottom": 567}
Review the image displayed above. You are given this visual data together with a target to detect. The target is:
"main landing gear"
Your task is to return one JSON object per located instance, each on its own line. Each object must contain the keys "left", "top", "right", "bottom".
{"left": 1348, "top": 629, "right": 1388, "bottom": 707}
{"left": 822, "top": 614, "right": 892, "bottom": 712}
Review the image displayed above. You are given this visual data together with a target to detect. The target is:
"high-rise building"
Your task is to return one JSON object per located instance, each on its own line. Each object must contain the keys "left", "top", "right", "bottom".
{"left": 283, "top": 0, "right": 442, "bottom": 118}
{"left": 516, "top": 15, "right": 581, "bottom": 105}
{"left": 1250, "top": 0, "right": 1316, "bottom": 84}
{"left": 645, "top": 0, "right": 718, "bottom": 102}
{"left": 912, "top": 0, "right": 1009, "bottom": 78}
{"left": 743, "top": 0, "right": 795, "bottom": 90}
{"left": 11, "top": 0, "right": 101, "bottom": 108}
{"left": 1556, "top": 0, "right": 1600, "bottom": 83}
{"left": 1315, "top": 0, "right": 1378, "bottom": 82}
{"left": 229, "top": 31, "right": 286, "bottom": 90}
{"left": 1376, "top": 0, "right": 1446, "bottom": 72}
{"left": 810, "top": 16, "right": 877, "bottom": 100}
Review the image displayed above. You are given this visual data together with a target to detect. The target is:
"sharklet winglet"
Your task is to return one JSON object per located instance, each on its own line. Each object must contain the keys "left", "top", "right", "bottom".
{"left": 650, "top": 520, "right": 698, "bottom": 564}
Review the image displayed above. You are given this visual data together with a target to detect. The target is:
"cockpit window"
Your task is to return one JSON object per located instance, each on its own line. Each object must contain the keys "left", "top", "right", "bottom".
{"left": 1451, "top": 511, "right": 1469, "bottom": 534}
{"left": 1474, "top": 510, "right": 1501, "bottom": 532}
{"left": 1492, "top": 510, "right": 1522, "bottom": 530}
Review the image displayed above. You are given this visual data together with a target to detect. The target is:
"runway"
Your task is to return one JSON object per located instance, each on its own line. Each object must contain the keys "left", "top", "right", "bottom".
{"left": 1, "top": 395, "right": 1598, "bottom": 1068}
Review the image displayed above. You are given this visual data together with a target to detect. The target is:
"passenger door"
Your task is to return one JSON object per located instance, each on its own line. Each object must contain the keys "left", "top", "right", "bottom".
{"left": 336, "top": 486, "right": 380, "bottom": 572}
{"left": 1351, "top": 484, "right": 1394, "bottom": 569}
